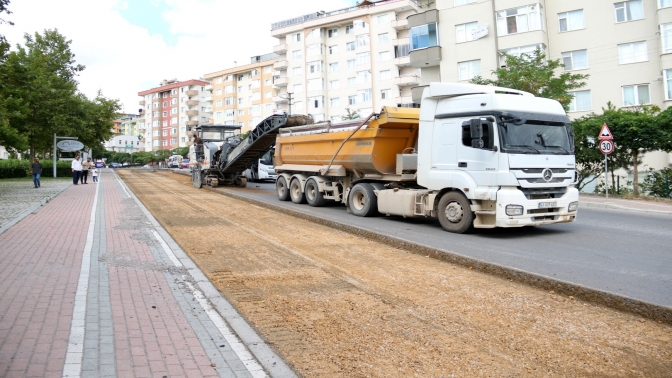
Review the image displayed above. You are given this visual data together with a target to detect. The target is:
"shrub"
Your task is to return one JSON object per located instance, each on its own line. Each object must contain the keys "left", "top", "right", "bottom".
{"left": 0, "top": 159, "right": 74, "bottom": 178}
{"left": 641, "top": 168, "right": 672, "bottom": 198}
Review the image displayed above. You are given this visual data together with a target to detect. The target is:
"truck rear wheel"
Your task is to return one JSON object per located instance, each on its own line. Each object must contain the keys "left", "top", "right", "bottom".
{"left": 348, "top": 183, "right": 378, "bottom": 217}
{"left": 437, "top": 192, "right": 474, "bottom": 234}
{"left": 305, "top": 178, "right": 327, "bottom": 207}
{"left": 276, "top": 176, "right": 290, "bottom": 201}
{"left": 289, "top": 178, "right": 306, "bottom": 204}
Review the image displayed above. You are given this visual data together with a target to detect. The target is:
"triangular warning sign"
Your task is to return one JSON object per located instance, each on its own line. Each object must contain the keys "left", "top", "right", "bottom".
{"left": 598, "top": 123, "right": 613, "bottom": 140}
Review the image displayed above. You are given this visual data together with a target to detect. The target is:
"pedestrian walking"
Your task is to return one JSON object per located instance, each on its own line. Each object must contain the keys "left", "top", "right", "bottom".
{"left": 71, "top": 155, "right": 82, "bottom": 185}
{"left": 92, "top": 167, "right": 99, "bottom": 183}
{"left": 31, "top": 157, "right": 43, "bottom": 188}
{"left": 81, "top": 157, "right": 92, "bottom": 184}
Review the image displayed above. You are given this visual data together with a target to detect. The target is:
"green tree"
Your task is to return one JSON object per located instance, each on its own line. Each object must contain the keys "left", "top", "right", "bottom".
{"left": 171, "top": 146, "right": 189, "bottom": 157}
{"left": 470, "top": 49, "right": 589, "bottom": 111}
{"left": 342, "top": 108, "right": 360, "bottom": 120}
{"left": 641, "top": 168, "right": 672, "bottom": 198}
{"left": 0, "top": 0, "right": 25, "bottom": 152}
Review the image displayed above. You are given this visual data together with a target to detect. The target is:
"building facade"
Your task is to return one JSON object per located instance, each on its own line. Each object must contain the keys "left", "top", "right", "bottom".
{"left": 203, "top": 54, "right": 278, "bottom": 132}
{"left": 104, "top": 135, "right": 142, "bottom": 154}
{"left": 270, "top": 0, "right": 428, "bottom": 122}
{"left": 137, "top": 79, "right": 211, "bottom": 151}
{"left": 407, "top": 0, "right": 671, "bottom": 171}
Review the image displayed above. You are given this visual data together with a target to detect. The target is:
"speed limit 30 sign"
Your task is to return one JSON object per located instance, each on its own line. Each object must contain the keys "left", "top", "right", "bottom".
{"left": 599, "top": 139, "right": 614, "bottom": 154}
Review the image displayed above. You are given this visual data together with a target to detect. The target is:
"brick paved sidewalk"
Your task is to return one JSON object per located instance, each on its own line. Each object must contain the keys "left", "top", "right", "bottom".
{"left": 0, "top": 169, "right": 294, "bottom": 378}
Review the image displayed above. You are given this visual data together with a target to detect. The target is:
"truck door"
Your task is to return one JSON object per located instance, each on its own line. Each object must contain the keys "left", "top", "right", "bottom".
{"left": 455, "top": 117, "right": 499, "bottom": 186}
{"left": 427, "top": 121, "right": 457, "bottom": 188}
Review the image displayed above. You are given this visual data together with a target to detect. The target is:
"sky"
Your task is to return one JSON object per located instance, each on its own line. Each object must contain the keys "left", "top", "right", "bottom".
{"left": 1, "top": 0, "right": 354, "bottom": 113}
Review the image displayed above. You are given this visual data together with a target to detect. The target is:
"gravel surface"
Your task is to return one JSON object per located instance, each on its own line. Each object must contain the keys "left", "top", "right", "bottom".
{"left": 0, "top": 177, "right": 72, "bottom": 228}
{"left": 120, "top": 170, "right": 672, "bottom": 377}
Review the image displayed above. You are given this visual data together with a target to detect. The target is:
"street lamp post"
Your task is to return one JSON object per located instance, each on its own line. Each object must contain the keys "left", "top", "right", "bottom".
{"left": 53, "top": 134, "right": 79, "bottom": 178}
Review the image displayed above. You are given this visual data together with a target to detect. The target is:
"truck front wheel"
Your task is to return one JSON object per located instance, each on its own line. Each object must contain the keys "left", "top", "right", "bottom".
{"left": 276, "top": 176, "right": 290, "bottom": 201}
{"left": 305, "top": 178, "right": 327, "bottom": 207}
{"left": 348, "top": 183, "right": 378, "bottom": 217}
{"left": 437, "top": 192, "right": 474, "bottom": 234}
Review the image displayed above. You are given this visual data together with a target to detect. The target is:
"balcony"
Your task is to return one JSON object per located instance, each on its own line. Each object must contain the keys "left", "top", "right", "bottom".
{"left": 139, "top": 100, "right": 145, "bottom": 106}
{"left": 186, "top": 120, "right": 199, "bottom": 126}
{"left": 273, "top": 96, "right": 288, "bottom": 104}
{"left": 393, "top": 56, "right": 411, "bottom": 67}
{"left": 273, "top": 43, "right": 288, "bottom": 54}
{"left": 186, "top": 100, "right": 199, "bottom": 106}
{"left": 392, "top": 37, "right": 409, "bottom": 47}
{"left": 204, "top": 84, "right": 212, "bottom": 91}
{"left": 395, "top": 96, "right": 414, "bottom": 104}
{"left": 273, "top": 60, "right": 288, "bottom": 70}
{"left": 186, "top": 89, "right": 199, "bottom": 96}
{"left": 410, "top": 46, "right": 442, "bottom": 68}
{"left": 186, "top": 110, "right": 199, "bottom": 116}
{"left": 391, "top": 19, "right": 409, "bottom": 30}
{"left": 203, "top": 96, "right": 213, "bottom": 102}
{"left": 394, "top": 75, "right": 420, "bottom": 86}
{"left": 273, "top": 76, "right": 288, "bottom": 87}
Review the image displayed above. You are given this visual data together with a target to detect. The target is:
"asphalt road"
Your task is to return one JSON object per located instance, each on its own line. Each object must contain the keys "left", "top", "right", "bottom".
{"left": 219, "top": 181, "right": 672, "bottom": 308}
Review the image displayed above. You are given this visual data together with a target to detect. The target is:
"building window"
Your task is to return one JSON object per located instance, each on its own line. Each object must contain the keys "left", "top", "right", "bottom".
{"left": 357, "top": 70, "right": 371, "bottom": 84}
{"left": 237, "top": 74, "right": 244, "bottom": 81}
{"left": 562, "top": 50, "right": 588, "bottom": 70}
{"left": 622, "top": 84, "right": 650, "bottom": 106}
{"left": 380, "top": 70, "right": 391, "bottom": 80}
{"left": 293, "top": 83, "right": 303, "bottom": 93}
{"left": 329, "top": 45, "right": 339, "bottom": 55}
{"left": 356, "top": 52, "right": 370, "bottom": 65}
{"left": 225, "top": 109, "right": 235, "bottom": 117}
{"left": 330, "top": 97, "right": 340, "bottom": 107}
{"left": 307, "top": 43, "right": 322, "bottom": 56}
{"left": 293, "top": 50, "right": 302, "bottom": 59}
{"left": 225, "top": 75, "right": 234, "bottom": 81}
{"left": 455, "top": 0, "right": 476, "bottom": 5}
{"left": 618, "top": 41, "right": 647, "bottom": 64}
{"left": 292, "top": 67, "right": 302, "bottom": 77}
{"left": 308, "top": 78, "right": 324, "bottom": 91}
{"left": 558, "top": 9, "right": 584, "bottom": 32}
{"left": 661, "top": 0, "right": 672, "bottom": 8}
{"left": 307, "top": 28, "right": 321, "bottom": 39}
{"left": 224, "top": 85, "right": 234, "bottom": 93}
{"left": 456, "top": 22, "right": 478, "bottom": 43}
{"left": 162, "top": 101, "right": 167, "bottom": 107}
{"left": 264, "top": 66, "right": 272, "bottom": 74}
{"left": 496, "top": 4, "right": 544, "bottom": 36}
{"left": 410, "top": 23, "right": 439, "bottom": 50}
{"left": 353, "top": 19, "right": 368, "bottom": 30}
{"left": 225, "top": 97, "right": 234, "bottom": 105}
{"left": 458, "top": 60, "right": 481, "bottom": 80}
{"left": 329, "top": 80, "right": 340, "bottom": 90}
{"left": 171, "top": 108, "right": 177, "bottom": 114}
{"left": 216, "top": 77, "right": 222, "bottom": 84}
{"left": 265, "top": 79, "right": 271, "bottom": 86}
{"left": 162, "top": 93, "right": 168, "bottom": 98}
{"left": 377, "top": 34, "right": 389, "bottom": 44}
{"left": 171, "top": 117, "right": 177, "bottom": 125}
{"left": 665, "top": 70, "right": 672, "bottom": 99}
{"left": 377, "top": 14, "right": 389, "bottom": 24}
{"left": 162, "top": 111, "right": 167, "bottom": 117}
{"left": 216, "top": 89, "right": 222, "bottom": 95}
{"left": 381, "top": 89, "right": 391, "bottom": 100}
{"left": 171, "top": 128, "right": 177, "bottom": 134}
{"left": 346, "top": 25, "right": 354, "bottom": 34}
{"left": 348, "top": 95, "right": 357, "bottom": 105}
{"left": 346, "top": 42, "right": 355, "bottom": 52}
{"left": 238, "top": 97, "right": 244, "bottom": 104}
{"left": 250, "top": 105, "right": 261, "bottom": 115}
{"left": 308, "top": 96, "right": 324, "bottom": 109}
{"left": 328, "top": 28, "right": 338, "bottom": 38}
{"left": 347, "top": 59, "right": 355, "bottom": 69}
{"left": 356, "top": 34, "right": 369, "bottom": 48}
{"left": 308, "top": 60, "right": 323, "bottom": 73}
{"left": 329, "top": 62, "right": 339, "bottom": 72}
{"left": 348, "top": 77, "right": 356, "bottom": 87}
{"left": 662, "top": 23, "right": 672, "bottom": 54}
{"left": 615, "top": 0, "right": 644, "bottom": 23}
{"left": 251, "top": 92, "right": 261, "bottom": 101}
{"left": 292, "top": 33, "right": 301, "bottom": 43}
{"left": 162, "top": 130, "right": 168, "bottom": 136}
{"left": 238, "top": 109, "right": 245, "bottom": 116}
{"left": 568, "top": 90, "right": 591, "bottom": 112}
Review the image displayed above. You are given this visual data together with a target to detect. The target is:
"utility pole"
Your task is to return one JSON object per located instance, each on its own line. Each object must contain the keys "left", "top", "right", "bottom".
{"left": 287, "top": 92, "right": 293, "bottom": 115}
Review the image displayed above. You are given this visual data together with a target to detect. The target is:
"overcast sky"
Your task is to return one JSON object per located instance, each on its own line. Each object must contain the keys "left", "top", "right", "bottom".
{"left": 1, "top": 0, "right": 354, "bottom": 114}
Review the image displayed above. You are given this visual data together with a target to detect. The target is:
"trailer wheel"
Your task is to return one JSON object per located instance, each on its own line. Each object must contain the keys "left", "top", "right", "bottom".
{"left": 305, "top": 178, "right": 327, "bottom": 207}
{"left": 437, "top": 192, "right": 474, "bottom": 234}
{"left": 348, "top": 183, "right": 378, "bottom": 217}
{"left": 276, "top": 176, "right": 290, "bottom": 201}
{"left": 289, "top": 178, "right": 307, "bottom": 204}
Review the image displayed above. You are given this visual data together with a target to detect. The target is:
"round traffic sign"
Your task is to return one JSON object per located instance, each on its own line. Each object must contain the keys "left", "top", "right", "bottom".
{"left": 599, "top": 140, "right": 614, "bottom": 155}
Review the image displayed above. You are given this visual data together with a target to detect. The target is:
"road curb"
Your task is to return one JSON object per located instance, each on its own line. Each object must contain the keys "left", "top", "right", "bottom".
{"left": 581, "top": 200, "right": 672, "bottom": 215}
{"left": 0, "top": 184, "right": 70, "bottom": 236}
{"left": 196, "top": 184, "right": 672, "bottom": 325}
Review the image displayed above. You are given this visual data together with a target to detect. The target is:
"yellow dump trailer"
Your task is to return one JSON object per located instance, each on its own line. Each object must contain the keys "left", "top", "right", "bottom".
{"left": 274, "top": 107, "right": 420, "bottom": 176}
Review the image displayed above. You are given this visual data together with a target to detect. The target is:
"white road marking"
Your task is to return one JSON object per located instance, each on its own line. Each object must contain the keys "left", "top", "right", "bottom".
{"left": 151, "top": 229, "right": 183, "bottom": 268}
{"left": 63, "top": 174, "right": 100, "bottom": 377}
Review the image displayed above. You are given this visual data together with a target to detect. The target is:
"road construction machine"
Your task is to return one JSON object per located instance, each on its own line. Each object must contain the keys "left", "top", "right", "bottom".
{"left": 273, "top": 82, "right": 579, "bottom": 233}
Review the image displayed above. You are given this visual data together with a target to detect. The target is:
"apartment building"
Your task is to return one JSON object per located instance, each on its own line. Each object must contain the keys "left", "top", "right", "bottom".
{"left": 270, "top": 0, "right": 429, "bottom": 122}
{"left": 137, "top": 79, "right": 211, "bottom": 151}
{"left": 408, "top": 0, "right": 672, "bottom": 170}
{"left": 203, "top": 54, "right": 278, "bottom": 132}
{"left": 117, "top": 114, "right": 140, "bottom": 138}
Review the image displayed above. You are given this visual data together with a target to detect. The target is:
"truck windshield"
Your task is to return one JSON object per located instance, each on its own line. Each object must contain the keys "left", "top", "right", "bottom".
{"left": 260, "top": 150, "right": 274, "bottom": 166}
{"left": 498, "top": 118, "right": 574, "bottom": 155}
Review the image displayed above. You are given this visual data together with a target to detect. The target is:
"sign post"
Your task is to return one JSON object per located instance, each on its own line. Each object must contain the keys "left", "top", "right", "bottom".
{"left": 53, "top": 134, "right": 82, "bottom": 178}
{"left": 598, "top": 123, "right": 614, "bottom": 199}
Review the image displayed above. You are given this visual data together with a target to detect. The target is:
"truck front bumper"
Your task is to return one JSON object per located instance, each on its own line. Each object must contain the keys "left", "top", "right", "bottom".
{"left": 494, "top": 187, "right": 579, "bottom": 227}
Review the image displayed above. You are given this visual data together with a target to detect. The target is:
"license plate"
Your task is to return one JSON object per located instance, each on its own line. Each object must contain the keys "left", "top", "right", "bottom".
{"left": 538, "top": 201, "right": 557, "bottom": 209}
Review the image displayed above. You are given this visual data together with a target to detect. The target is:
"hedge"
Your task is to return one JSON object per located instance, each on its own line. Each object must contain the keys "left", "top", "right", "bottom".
{"left": 0, "top": 159, "right": 74, "bottom": 179}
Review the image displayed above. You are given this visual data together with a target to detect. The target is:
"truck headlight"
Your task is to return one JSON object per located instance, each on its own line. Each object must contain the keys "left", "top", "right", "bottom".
{"left": 506, "top": 205, "right": 524, "bottom": 216}
{"left": 568, "top": 201, "right": 578, "bottom": 212}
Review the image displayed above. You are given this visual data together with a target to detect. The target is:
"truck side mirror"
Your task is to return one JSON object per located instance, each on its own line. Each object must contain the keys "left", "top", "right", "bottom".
{"left": 471, "top": 139, "right": 484, "bottom": 148}
{"left": 470, "top": 119, "right": 483, "bottom": 139}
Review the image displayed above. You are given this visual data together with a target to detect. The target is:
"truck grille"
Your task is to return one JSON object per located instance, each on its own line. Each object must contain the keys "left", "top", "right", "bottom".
{"left": 519, "top": 187, "right": 566, "bottom": 200}
{"left": 518, "top": 168, "right": 570, "bottom": 174}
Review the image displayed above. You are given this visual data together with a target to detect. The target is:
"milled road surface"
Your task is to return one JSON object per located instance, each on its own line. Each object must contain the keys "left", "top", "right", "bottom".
{"left": 214, "top": 181, "right": 672, "bottom": 308}
{"left": 118, "top": 170, "right": 671, "bottom": 377}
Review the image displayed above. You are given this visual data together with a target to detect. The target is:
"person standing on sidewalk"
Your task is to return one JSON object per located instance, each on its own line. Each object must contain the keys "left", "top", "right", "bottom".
{"left": 80, "top": 157, "right": 91, "bottom": 184}
{"left": 92, "top": 167, "right": 99, "bottom": 183}
{"left": 71, "top": 155, "right": 82, "bottom": 185}
{"left": 31, "top": 157, "right": 43, "bottom": 188}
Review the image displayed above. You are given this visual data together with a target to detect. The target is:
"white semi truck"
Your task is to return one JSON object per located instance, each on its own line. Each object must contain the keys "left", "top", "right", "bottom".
{"left": 273, "top": 83, "right": 579, "bottom": 233}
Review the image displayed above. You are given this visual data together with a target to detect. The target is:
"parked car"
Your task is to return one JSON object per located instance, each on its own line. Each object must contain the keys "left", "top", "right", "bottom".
{"left": 95, "top": 161, "right": 105, "bottom": 168}
{"left": 180, "top": 159, "right": 190, "bottom": 169}
{"left": 109, "top": 162, "right": 121, "bottom": 168}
